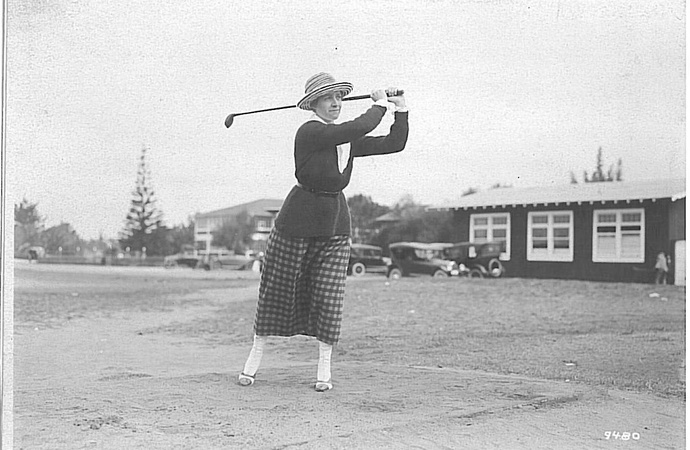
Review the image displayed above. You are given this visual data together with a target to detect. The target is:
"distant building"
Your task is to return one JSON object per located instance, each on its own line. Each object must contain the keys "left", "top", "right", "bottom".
{"left": 431, "top": 179, "right": 685, "bottom": 285}
{"left": 194, "top": 199, "right": 283, "bottom": 254}
{"left": 373, "top": 211, "right": 402, "bottom": 226}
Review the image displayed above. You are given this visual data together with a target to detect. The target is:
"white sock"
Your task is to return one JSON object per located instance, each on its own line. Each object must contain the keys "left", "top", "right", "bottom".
{"left": 317, "top": 341, "right": 333, "bottom": 382}
{"left": 242, "top": 335, "right": 266, "bottom": 376}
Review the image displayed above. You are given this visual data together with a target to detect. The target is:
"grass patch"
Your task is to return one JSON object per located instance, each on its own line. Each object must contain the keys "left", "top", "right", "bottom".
{"left": 337, "top": 278, "right": 685, "bottom": 398}
{"left": 13, "top": 266, "right": 685, "bottom": 398}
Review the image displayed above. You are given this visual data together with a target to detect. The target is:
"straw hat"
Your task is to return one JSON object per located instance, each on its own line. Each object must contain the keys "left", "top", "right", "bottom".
{"left": 297, "top": 72, "right": 353, "bottom": 110}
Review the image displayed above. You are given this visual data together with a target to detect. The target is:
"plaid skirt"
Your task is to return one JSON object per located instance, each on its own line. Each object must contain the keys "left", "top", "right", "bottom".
{"left": 253, "top": 228, "right": 350, "bottom": 345}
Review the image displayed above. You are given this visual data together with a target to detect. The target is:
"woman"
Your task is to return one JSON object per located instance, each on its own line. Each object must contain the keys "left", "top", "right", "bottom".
{"left": 239, "top": 72, "right": 409, "bottom": 391}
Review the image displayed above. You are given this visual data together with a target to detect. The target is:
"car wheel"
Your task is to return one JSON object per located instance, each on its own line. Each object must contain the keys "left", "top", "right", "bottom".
{"left": 351, "top": 262, "right": 366, "bottom": 277}
{"left": 488, "top": 258, "right": 504, "bottom": 277}
{"left": 164, "top": 260, "right": 178, "bottom": 269}
{"left": 388, "top": 268, "right": 403, "bottom": 279}
{"left": 469, "top": 268, "right": 484, "bottom": 278}
{"left": 432, "top": 269, "right": 449, "bottom": 278}
{"left": 211, "top": 260, "right": 222, "bottom": 270}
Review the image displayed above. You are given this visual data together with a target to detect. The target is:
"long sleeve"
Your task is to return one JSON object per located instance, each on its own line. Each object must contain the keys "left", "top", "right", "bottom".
{"left": 297, "top": 105, "right": 386, "bottom": 150}
{"left": 276, "top": 106, "right": 407, "bottom": 238}
{"left": 351, "top": 111, "right": 409, "bottom": 157}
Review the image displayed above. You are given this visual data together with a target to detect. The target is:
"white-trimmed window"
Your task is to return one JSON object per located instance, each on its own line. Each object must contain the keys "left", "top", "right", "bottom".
{"left": 255, "top": 218, "right": 272, "bottom": 232}
{"left": 592, "top": 209, "right": 644, "bottom": 263}
{"left": 470, "top": 213, "right": 510, "bottom": 260}
{"left": 527, "top": 211, "right": 574, "bottom": 262}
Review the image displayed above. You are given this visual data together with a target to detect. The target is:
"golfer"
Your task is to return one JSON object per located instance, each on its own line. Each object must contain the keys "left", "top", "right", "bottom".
{"left": 239, "top": 72, "right": 409, "bottom": 391}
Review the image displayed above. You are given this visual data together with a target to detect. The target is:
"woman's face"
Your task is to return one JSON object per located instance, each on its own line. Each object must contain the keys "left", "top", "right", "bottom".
{"left": 312, "top": 91, "right": 343, "bottom": 123}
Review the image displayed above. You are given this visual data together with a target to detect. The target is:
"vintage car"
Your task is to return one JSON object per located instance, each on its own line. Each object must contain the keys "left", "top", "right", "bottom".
{"left": 163, "top": 250, "right": 204, "bottom": 269}
{"left": 164, "top": 249, "right": 262, "bottom": 271}
{"left": 440, "top": 241, "right": 505, "bottom": 278}
{"left": 348, "top": 243, "right": 389, "bottom": 276}
{"left": 387, "top": 242, "right": 461, "bottom": 278}
{"left": 203, "top": 250, "right": 263, "bottom": 271}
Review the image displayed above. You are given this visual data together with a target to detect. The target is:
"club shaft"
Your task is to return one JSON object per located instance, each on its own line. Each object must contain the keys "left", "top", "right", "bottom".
{"left": 233, "top": 104, "right": 294, "bottom": 117}
{"left": 233, "top": 91, "right": 403, "bottom": 117}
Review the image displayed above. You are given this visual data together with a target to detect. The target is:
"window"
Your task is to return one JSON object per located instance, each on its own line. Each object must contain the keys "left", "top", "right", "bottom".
{"left": 527, "top": 211, "right": 574, "bottom": 262}
{"left": 255, "top": 218, "right": 272, "bottom": 231}
{"left": 196, "top": 218, "right": 209, "bottom": 231}
{"left": 470, "top": 213, "right": 510, "bottom": 260}
{"left": 592, "top": 209, "right": 644, "bottom": 263}
{"left": 196, "top": 217, "right": 221, "bottom": 232}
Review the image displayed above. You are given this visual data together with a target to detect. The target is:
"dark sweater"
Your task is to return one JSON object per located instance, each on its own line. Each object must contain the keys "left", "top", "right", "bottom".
{"left": 275, "top": 106, "right": 409, "bottom": 237}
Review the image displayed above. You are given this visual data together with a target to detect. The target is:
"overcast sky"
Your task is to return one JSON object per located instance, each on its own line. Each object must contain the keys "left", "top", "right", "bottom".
{"left": 6, "top": 0, "right": 685, "bottom": 240}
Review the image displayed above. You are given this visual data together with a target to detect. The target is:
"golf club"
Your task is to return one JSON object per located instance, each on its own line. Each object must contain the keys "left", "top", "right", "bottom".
{"left": 224, "top": 90, "right": 404, "bottom": 128}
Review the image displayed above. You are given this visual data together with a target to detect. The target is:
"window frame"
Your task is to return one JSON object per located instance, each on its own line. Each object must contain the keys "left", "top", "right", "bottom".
{"left": 469, "top": 212, "right": 511, "bottom": 260}
{"left": 526, "top": 210, "right": 574, "bottom": 262}
{"left": 592, "top": 208, "right": 645, "bottom": 263}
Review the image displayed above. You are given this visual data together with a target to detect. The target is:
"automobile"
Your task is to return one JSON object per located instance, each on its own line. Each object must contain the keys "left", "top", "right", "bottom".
{"left": 386, "top": 242, "right": 461, "bottom": 279}
{"left": 163, "top": 249, "right": 262, "bottom": 271}
{"left": 440, "top": 241, "right": 505, "bottom": 278}
{"left": 348, "top": 243, "right": 388, "bottom": 276}
{"left": 163, "top": 250, "right": 204, "bottom": 269}
{"left": 203, "top": 250, "right": 263, "bottom": 271}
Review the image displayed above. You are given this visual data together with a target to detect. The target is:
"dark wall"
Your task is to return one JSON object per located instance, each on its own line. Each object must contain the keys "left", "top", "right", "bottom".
{"left": 669, "top": 199, "right": 686, "bottom": 241}
{"left": 452, "top": 199, "right": 675, "bottom": 283}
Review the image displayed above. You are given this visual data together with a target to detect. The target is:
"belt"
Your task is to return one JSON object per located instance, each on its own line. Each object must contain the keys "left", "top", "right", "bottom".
{"left": 296, "top": 182, "right": 341, "bottom": 197}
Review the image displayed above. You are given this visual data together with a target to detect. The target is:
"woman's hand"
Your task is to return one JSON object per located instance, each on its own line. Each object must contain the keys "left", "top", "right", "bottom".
{"left": 370, "top": 88, "right": 387, "bottom": 102}
{"left": 386, "top": 87, "right": 406, "bottom": 108}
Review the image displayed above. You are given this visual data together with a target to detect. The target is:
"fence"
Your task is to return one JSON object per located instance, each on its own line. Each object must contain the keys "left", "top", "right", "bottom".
{"left": 22, "top": 254, "right": 166, "bottom": 267}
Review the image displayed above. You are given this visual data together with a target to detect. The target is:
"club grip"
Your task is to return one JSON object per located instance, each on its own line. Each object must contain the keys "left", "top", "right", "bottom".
{"left": 343, "top": 90, "right": 405, "bottom": 102}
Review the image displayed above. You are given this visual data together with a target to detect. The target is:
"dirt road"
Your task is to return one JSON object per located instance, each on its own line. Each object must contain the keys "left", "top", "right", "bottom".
{"left": 12, "top": 262, "right": 685, "bottom": 449}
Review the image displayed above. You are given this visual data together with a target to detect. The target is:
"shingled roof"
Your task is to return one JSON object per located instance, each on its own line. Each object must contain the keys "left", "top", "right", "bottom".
{"left": 431, "top": 178, "right": 686, "bottom": 211}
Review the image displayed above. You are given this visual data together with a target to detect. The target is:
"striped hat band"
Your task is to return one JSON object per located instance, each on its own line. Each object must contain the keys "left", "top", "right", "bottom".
{"left": 297, "top": 72, "right": 353, "bottom": 110}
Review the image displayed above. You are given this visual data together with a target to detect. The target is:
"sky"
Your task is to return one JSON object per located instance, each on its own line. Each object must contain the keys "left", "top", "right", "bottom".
{"left": 4, "top": 0, "right": 686, "bottom": 240}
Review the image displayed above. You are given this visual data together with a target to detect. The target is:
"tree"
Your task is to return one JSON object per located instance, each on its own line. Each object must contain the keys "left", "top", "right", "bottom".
{"left": 119, "top": 146, "right": 169, "bottom": 256}
{"left": 461, "top": 187, "right": 478, "bottom": 197}
{"left": 586, "top": 146, "right": 607, "bottom": 182}
{"left": 347, "top": 194, "right": 390, "bottom": 243}
{"left": 574, "top": 146, "right": 623, "bottom": 183}
{"left": 212, "top": 210, "right": 253, "bottom": 253}
{"left": 14, "top": 198, "right": 44, "bottom": 253}
{"left": 41, "top": 222, "right": 81, "bottom": 254}
{"left": 373, "top": 195, "right": 457, "bottom": 248}
{"left": 167, "top": 215, "right": 196, "bottom": 253}
{"left": 614, "top": 158, "right": 623, "bottom": 181}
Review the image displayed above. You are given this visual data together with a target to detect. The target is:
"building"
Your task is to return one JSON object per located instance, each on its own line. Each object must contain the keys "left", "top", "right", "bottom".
{"left": 431, "top": 179, "right": 685, "bottom": 285}
{"left": 194, "top": 199, "right": 283, "bottom": 254}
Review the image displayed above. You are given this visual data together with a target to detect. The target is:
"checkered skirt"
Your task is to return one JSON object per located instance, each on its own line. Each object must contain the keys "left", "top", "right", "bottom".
{"left": 254, "top": 228, "right": 350, "bottom": 345}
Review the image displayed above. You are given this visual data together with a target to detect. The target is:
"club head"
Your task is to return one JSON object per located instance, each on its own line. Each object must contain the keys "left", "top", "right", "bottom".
{"left": 224, "top": 114, "right": 235, "bottom": 128}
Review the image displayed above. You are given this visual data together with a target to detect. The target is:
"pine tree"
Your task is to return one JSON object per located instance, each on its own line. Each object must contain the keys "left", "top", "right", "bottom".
{"left": 585, "top": 146, "right": 606, "bottom": 182}
{"left": 119, "top": 146, "right": 169, "bottom": 256}
{"left": 576, "top": 147, "right": 623, "bottom": 183}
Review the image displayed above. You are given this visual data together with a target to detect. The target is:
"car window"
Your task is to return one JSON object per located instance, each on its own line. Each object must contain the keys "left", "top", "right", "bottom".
{"left": 413, "top": 249, "right": 438, "bottom": 261}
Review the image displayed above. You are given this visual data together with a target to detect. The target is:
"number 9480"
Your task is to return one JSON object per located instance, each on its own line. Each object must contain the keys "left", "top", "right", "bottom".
{"left": 604, "top": 431, "right": 640, "bottom": 440}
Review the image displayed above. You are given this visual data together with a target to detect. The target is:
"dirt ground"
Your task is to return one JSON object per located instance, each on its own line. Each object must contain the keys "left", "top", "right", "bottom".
{"left": 11, "top": 261, "right": 686, "bottom": 449}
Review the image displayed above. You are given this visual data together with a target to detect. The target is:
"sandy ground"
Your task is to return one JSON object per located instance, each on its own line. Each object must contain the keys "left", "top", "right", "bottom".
{"left": 12, "top": 262, "right": 686, "bottom": 449}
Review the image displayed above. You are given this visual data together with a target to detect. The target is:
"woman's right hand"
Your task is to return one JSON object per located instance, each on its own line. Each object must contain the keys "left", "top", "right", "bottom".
{"left": 370, "top": 88, "right": 387, "bottom": 102}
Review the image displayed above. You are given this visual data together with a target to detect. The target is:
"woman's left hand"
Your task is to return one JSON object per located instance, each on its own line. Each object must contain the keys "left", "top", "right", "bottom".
{"left": 386, "top": 87, "right": 406, "bottom": 108}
